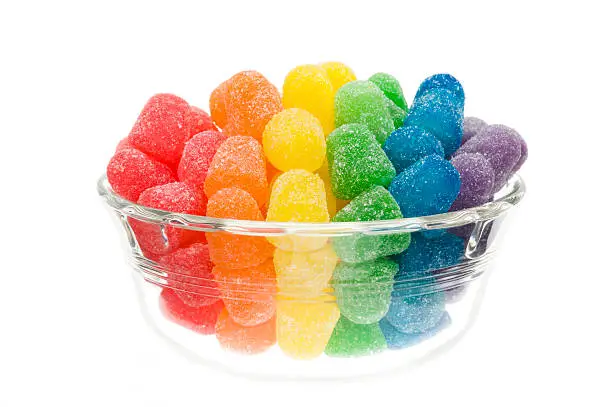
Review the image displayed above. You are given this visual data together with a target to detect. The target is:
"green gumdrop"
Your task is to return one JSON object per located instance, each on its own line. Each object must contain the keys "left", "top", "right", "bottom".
{"left": 369, "top": 72, "right": 408, "bottom": 111}
{"left": 325, "top": 316, "right": 387, "bottom": 357}
{"left": 332, "top": 258, "right": 398, "bottom": 324}
{"left": 332, "top": 186, "right": 411, "bottom": 263}
{"left": 327, "top": 124, "right": 396, "bottom": 200}
{"left": 335, "top": 81, "right": 395, "bottom": 144}
{"left": 385, "top": 98, "right": 408, "bottom": 129}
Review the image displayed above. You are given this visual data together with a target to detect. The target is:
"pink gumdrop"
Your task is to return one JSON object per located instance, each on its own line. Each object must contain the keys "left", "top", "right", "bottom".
{"left": 177, "top": 130, "right": 227, "bottom": 186}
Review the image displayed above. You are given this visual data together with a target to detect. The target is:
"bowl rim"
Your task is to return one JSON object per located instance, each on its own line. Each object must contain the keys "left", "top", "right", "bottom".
{"left": 97, "top": 173, "right": 525, "bottom": 236}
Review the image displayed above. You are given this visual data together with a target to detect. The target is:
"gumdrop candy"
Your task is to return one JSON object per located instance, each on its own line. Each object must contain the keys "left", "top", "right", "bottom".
{"left": 384, "top": 97, "right": 408, "bottom": 129}
{"left": 389, "top": 155, "right": 461, "bottom": 218}
{"left": 186, "top": 105, "right": 216, "bottom": 135}
{"left": 383, "top": 125, "right": 444, "bottom": 174}
{"left": 276, "top": 296, "right": 340, "bottom": 359}
{"left": 266, "top": 170, "right": 329, "bottom": 252}
{"left": 332, "top": 186, "right": 411, "bottom": 263}
{"left": 335, "top": 80, "right": 395, "bottom": 144}
{"left": 130, "top": 182, "right": 206, "bottom": 256}
{"left": 282, "top": 64, "right": 335, "bottom": 135}
{"left": 405, "top": 88, "right": 463, "bottom": 157}
{"left": 450, "top": 153, "right": 495, "bottom": 210}
{"left": 274, "top": 244, "right": 337, "bottom": 298}
{"left": 206, "top": 187, "right": 274, "bottom": 268}
{"left": 107, "top": 148, "right": 176, "bottom": 202}
{"left": 316, "top": 160, "right": 337, "bottom": 216}
{"left": 209, "top": 79, "right": 229, "bottom": 129}
{"left": 327, "top": 124, "right": 396, "bottom": 200}
{"left": 332, "top": 258, "right": 398, "bottom": 324}
{"left": 414, "top": 73, "right": 465, "bottom": 108}
{"left": 263, "top": 108, "right": 326, "bottom": 172}
{"left": 115, "top": 137, "right": 132, "bottom": 152}
{"left": 159, "top": 289, "right": 223, "bottom": 335}
{"left": 222, "top": 71, "right": 282, "bottom": 141}
{"left": 177, "top": 130, "right": 226, "bottom": 186}
{"left": 386, "top": 277, "right": 446, "bottom": 334}
{"left": 369, "top": 72, "right": 408, "bottom": 111}
{"left": 159, "top": 243, "right": 219, "bottom": 307}
{"left": 325, "top": 316, "right": 387, "bottom": 357}
{"left": 215, "top": 308, "right": 276, "bottom": 354}
{"left": 320, "top": 61, "right": 357, "bottom": 92}
{"left": 457, "top": 124, "right": 523, "bottom": 192}
{"left": 213, "top": 259, "right": 276, "bottom": 326}
{"left": 396, "top": 232, "right": 464, "bottom": 278}
{"left": 462, "top": 116, "right": 487, "bottom": 145}
{"left": 127, "top": 93, "right": 191, "bottom": 168}
{"left": 379, "top": 311, "right": 450, "bottom": 349}
{"left": 204, "top": 136, "right": 268, "bottom": 207}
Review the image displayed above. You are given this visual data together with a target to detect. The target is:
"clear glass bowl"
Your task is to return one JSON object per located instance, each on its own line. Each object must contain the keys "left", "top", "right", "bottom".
{"left": 97, "top": 174, "right": 525, "bottom": 379}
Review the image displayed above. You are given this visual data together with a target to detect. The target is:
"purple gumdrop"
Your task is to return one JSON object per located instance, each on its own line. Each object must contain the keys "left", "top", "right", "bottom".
{"left": 450, "top": 153, "right": 495, "bottom": 211}
{"left": 513, "top": 132, "right": 528, "bottom": 173}
{"left": 456, "top": 124, "right": 522, "bottom": 192}
{"left": 462, "top": 117, "right": 487, "bottom": 145}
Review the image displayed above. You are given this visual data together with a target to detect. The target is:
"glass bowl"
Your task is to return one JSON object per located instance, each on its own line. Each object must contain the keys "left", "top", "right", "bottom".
{"left": 97, "top": 173, "right": 525, "bottom": 379}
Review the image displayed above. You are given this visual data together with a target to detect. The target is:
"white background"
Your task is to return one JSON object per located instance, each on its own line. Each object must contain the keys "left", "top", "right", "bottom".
{"left": 1, "top": 1, "right": 611, "bottom": 405}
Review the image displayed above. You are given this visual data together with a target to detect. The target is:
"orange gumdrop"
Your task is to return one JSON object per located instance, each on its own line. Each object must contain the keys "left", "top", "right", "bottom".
{"left": 204, "top": 136, "right": 269, "bottom": 207}
{"left": 213, "top": 259, "right": 276, "bottom": 326}
{"left": 209, "top": 80, "right": 229, "bottom": 129}
{"left": 224, "top": 71, "right": 282, "bottom": 141}
{"left": 215, "top": 308, "right": 276, "bottom": 354}
{"left": 206, "top": 187, "right": 274, "bottom": 268}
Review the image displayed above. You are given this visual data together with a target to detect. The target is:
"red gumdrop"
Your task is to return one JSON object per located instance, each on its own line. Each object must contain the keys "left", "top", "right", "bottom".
{"left": 106, "top": 148, "right": 176, "bottom": 202}
{"left": 177, "top": 130, "right": 227, "bottom": 186}
{"left": 130, "top": 182, "right": 207, "bottom": 257}
{"left": 159, "top": 243, "right": 220, "bottom": 307}
{"left": 115, "top": 137, "right": 133, "bottom": 152}
{"left": 128, "top": 93, "right": 191, "bottom": 169}
{"left": 187, "top": 106, "right": 217, "bottom": 137}
{"left": 160, "top": 288, "right": 224, "bottom": 335}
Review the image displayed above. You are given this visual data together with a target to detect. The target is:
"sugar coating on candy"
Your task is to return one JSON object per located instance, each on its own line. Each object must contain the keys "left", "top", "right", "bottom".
{"left": 177, "top": 130, "right": 226, "bottom": 186}
{"left": 396, "top": 232, "right": 464, "bottom": 279}
{"left": 383, "top": 125, "right": 444, "bottom": 173}
{"left": 263, "top": 108, "right": 326, "bottom": 172}
{"left": 159, "top": 243, "right": 219, "bottom": 307}
{"left": 215, "top": 308, "right": 276, "bottom": 354}
{"left": 204, "top": 136, "right": 269, "bottom": 207}
{"left": 457, "top": 124, "right": 522, "bottom": 192}
{"left": 107, "top": 148, "right": 176, "bottom": 202}
{"left": 266, "top": 170, "right": 329, "bottom": 252}
{"left": 332, "top": 258, "right": 398, "bottom": 324}
{"left": 160, "top": 289, "right": 223, "bottom": 335}
{"left": 389, "top": 155, "right": 461, "bottom": 218}
{"left": 283, "top": 65, "right": 336, "bottom": 135}
{"left": 186, "top": 105, "right": 216, "bottom": 136}
{"left": 384, "top": 97, "right": 408, "bottom": 129}
{"left": 222, "top": 71, "right": 282, "bottom": 141}
{"left": 415, "top": 73, "right": 465, "bottom": 106}
{"left": 450, "top": 153, "right": 495, "bottom": 210}
{"left": 206, "top": 187, "right": 273, "bottom": 268}
{"left": 462, "top": 116, "right": 487, "bottom": 145}
{"left": 277, "top": 297, "right": 340, "bottom": 359}
{"left": 115, "top": 137, "right": 132, "bottom": 152}
{"left": 325, "top": 316, "right": 387, "bottom": 357}
{"left": 213, "top": 259, "right": 276, "bottom": 326}
{"left": 327, "top": 124, "right": 396, "bottom": 200}
{"left": 320, "top": 61, "right": 357, "bottom": 92}
{"left": 335, "top": 80, "right": 395, "bottom": 144}
{"left": 209, "top": 80, "right": 229, "bottom": 129}
{"left": 332, "top": 187, "right": 411, "bottom": 263}
{"left": 130, "top": 182, "right": 206, "bottom": 256}
{"left": 127, "top": 93, "right": 191, "bottom": 168}
{"left": 386, "top": 279, "right": 446, "bottom": 334}
{"left": 274, "top": 244, "right": 337, "bottom": 298}
{"left": 369, "top": 72, "right": 408, "bottom": 111}
{"left": 406, "top": 88, "right": 464, "bottom": 157}
{"left": 379, "top": 311, "right": 450, "bottom": 349}
{"left": 316, "top": 160, "right": 337, "bottom": 216}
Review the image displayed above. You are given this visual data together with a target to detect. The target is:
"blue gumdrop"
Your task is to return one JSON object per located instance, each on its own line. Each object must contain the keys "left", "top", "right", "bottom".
{"left": 397, "top": 232, "right": 465, "bottom": 278}
{"left": 405, "top": 88, "right": 463, "bottom": 157}
{"left": 379, "top": 312, "right": 451, "bottom": 349}
{"left": 386, "top": 283, "right": 446, "bottom": 334}
{"left": 414, "top": 73, "right": 465, "bottom": 107}
{"left": 383, "top": 125, "right": 444, "bottom": 173}
{"left": 389, "top": 155, "right": 461, "bottom": 218}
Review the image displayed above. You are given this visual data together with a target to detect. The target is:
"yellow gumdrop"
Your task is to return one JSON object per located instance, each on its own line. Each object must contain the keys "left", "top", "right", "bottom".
{"left": 275, "top": 244, "right": 338, "bottom": 297}
{"left": 277, "top": 296, "right": 340, "bottom": 360}
{"left": 320, "top": 61, "right": 357, "bottom": 92}
{"left": 266, "top": 169, "right": 329, "bottom": 251}
{"left": 316, "top": 160, "right": 337, "bottom": 216}
{"left": 282, "top": 65, "right": 335, "bottom": 135}
{"left": 263, "top": 108, "right": 326, "bottom": 173}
